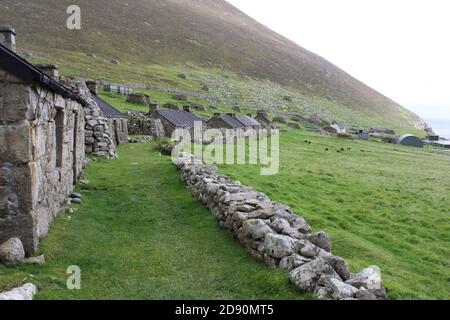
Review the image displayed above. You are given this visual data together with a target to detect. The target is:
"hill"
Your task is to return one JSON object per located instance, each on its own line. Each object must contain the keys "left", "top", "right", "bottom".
{"left": 0, "top": 0, "right": 430, "bottom": 130}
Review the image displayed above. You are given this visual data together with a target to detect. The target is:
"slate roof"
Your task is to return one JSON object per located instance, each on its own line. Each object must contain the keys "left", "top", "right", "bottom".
{"left": 156, "top": 110, "right": 202, "bottom": 127}
{"left": 219, "top": 115, "right": 246, "bottom": 129}
{"left": 0, "top": 43, "right": 87, "bottom": 106}
{"left": 93, "top": 95, "right": 126, "bottom": 119}
{"left": 235, "top": 115, "right": 261, "bottom": 127}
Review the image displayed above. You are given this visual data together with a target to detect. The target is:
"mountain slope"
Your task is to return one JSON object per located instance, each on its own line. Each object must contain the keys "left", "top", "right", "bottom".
{"left": 0, "top": 0, "right": 429, "bottom": 130}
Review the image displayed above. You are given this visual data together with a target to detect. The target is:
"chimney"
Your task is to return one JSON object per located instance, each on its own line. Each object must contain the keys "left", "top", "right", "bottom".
{"left": 86, "top": 80, "right": 98, "bottom": 95}
{"left": 0, "top": 25, "right": 16, "bottom": 52}
{"left": 35, "top": 64, "right": 60, "bottom": 80}
{"left": 183, "top": 105, "right": 191, "bottom": 112}
{"left": 149, "top": 102, "right": 158, "bottom": 112}
{"left": 227, "top": 113, "right": 236, "bottom": 117}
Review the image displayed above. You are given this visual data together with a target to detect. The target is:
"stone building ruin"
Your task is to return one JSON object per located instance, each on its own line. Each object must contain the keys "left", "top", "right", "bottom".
{"left": 0, "top": 29, "right": 87, "bottom": 255}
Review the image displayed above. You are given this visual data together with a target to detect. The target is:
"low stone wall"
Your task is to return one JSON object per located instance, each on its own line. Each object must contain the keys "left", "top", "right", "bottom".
{"left": 175, "top": 153, "right": 387, "bottom": 300}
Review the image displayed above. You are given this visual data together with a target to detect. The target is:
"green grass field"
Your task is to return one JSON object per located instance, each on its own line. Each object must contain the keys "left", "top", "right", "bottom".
{"left": 215, "top": 130, "right": 450, "bottom": 299}
{"left": 0, "top": 142, "right": 304, "bottom": 300}
{"left": 1, "top": 131, "right": 448, "bottom": 299}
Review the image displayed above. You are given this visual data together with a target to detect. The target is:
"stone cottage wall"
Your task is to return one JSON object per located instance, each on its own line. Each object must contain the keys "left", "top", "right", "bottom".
{"left": 106, "top": 118, "right": 128, "bottom": 146}
{"left": 0, "top": 68, "right": 85, "bottom": 255}
{"left": 174, "top": 153, "right": 387, "bottom": 300}
{"left": 126, "top": 111, "right": 165, "bottom": 138}
{"left": 61, "top": 80, "right": 117, "bottom": 158}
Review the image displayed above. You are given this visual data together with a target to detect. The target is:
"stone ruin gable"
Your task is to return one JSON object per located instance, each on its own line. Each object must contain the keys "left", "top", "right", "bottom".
{"left": 106, "top": 117, "right": 128, "bottom": 146}
{"left": 0, "top": 68, "right": 85, "bottom": 255}
{"left": 126, "top": 111, "right": 165, "bottom": 138}
{"left": 61, "top": 80, "right": 117, "bottom": 158}
{"left": 174, "top": 153, "right": 387, "bottom": 300}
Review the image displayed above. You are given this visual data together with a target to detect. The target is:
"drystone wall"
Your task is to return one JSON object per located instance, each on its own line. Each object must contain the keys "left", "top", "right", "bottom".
{"left": 175, "top": 153, "right": 387, "bottom": 300}
{"left": 61, "top": 79, "right": 117, "bottom": 158}
{"left": 125, "top": 111, "right": 165, "bottom": 138}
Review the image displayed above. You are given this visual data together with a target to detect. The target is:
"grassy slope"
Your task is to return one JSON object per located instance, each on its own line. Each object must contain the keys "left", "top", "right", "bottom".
{"left": 215, "top": 131, "right": 450, "bottom": 299}
{"left": 0, "top": 143, "right": 303, "bottom": 300}
{"left": 1, "top": 0, "right": 428, "bottom": 130}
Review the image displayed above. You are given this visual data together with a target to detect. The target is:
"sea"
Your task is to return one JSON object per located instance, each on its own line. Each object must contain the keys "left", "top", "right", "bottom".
{"left": 426, "top": 119, "right": 450, "bottom": 139}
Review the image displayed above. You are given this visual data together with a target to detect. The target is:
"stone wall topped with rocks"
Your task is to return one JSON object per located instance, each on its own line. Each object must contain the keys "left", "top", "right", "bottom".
{"left": 175, "top": 153, "right": 387, "bottom": 300}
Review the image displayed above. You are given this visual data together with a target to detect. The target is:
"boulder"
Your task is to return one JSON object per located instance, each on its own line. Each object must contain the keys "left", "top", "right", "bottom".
{"left": 264, "top": 233, "right": 301, "bottom": 259}
{"left": 288, "top": 257, "right": 339, "bottom": 291}
{"left": 355, "top": 287, "right": 377, "bottom": 300}
{"left": 0, "top": 283, "right": 37, "bottom": 300}
{"left": 242, "top": 219, "right": 274, "bottom": 240}
{"left": 0, "top": 238, "right": 25, "bottom": 264}
{"left": 307, "top": 231, "right": 332, "bottom": 252}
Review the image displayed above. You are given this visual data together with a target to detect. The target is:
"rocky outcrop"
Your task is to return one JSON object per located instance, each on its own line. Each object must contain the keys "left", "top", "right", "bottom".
{"left": 174, "top": 152, "right": 387, "bottom": 300}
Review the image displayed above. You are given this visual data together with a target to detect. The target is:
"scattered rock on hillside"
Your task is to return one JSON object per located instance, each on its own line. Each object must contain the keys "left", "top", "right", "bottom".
{"left": 172, "top": 94, "right": 188, "bottom": 101}
{"left": 0, "top": 238, "right": 25, "bottom": 264}
{"left": 163, "top": 103, "right": 179, "bottom": 110}
{"left": 287, "top": 122, "right": 300, "bottom": 129}
{"left": 110, "top": 59, "right": 120, "bottom": 65}
{"left": 0, "top": 284, "right": 37, "bottom": 300}
{"left": 177, "top": 73, "right": 187, "bottom": 79}
{"left": 23, "top": 254, "right": 45, "bottom": 265}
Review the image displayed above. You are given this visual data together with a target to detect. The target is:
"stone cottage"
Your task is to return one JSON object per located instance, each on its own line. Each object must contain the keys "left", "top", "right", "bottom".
{"left": 151, "top": 107, "right": 203, "bottom": 138}
{"left": 235, "top": 115, "right": 261, "bottom": 130}
{"left": 87, "top": 82, "right": 128, "bottom": 146}
{"left": 0, "top": 29, "right": 86, "bottom": 255}
{"left": 207, "top": 113, "right": 247, "bottom": 138}
{"left": 207, "top": 113, "right": 245, "bottom": 130}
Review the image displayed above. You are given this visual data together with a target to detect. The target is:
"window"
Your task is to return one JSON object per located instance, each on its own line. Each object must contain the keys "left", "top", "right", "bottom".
{"left": 55, "top": 109, "right": 64, "bottom": 168}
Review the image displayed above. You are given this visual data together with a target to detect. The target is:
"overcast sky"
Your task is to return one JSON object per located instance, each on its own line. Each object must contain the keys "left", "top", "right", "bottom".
{"left": 227, "top": 0, "right": 450, "bottom": 127}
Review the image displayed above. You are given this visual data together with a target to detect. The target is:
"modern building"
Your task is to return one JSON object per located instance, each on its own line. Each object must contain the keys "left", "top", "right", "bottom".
{"left": 398, "top": 134, "right": 424, "bottom": 148}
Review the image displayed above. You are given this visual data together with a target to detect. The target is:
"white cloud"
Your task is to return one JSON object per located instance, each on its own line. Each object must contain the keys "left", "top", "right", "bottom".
{"left": 227, "top": 0, "right": 450, "bottom": 125}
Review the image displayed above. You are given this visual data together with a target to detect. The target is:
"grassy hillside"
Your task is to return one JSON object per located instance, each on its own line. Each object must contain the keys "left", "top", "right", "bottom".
{"left": 0, "top": 0, "right": 429, "bottom": 130}
{"left": 214, "top": 131, "right": 450, "bottom": 299}
{"left": 0, "top": 143, "right": 304, "bottom": 299}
